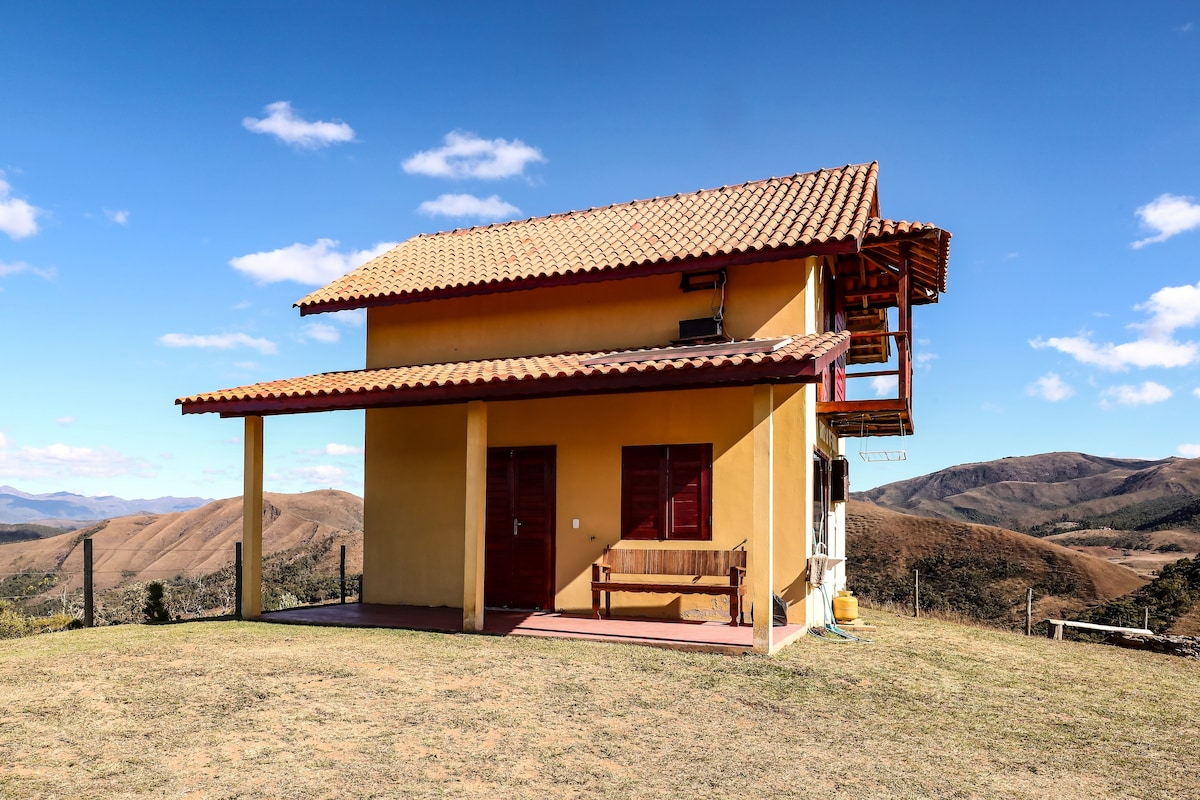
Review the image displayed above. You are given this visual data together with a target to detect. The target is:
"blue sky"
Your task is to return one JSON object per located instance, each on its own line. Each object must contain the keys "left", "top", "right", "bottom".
{"left": 2, "top": 2, "right": 1199, "bottom": 500}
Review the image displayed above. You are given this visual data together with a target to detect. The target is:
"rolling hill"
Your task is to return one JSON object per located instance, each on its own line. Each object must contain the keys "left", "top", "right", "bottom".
{"left": 846, "top": 500, "right": 1146, "bottom": 626}
{"left": 852, "top": 452, "right": 1200, "bottom": 529}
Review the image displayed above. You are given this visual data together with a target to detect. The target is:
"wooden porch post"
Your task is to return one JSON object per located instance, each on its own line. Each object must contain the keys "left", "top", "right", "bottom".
{"left": 751, "top": 385, "right": 775, "bottom": 654}
{"left": 463, "top": 401, "right": 488, "bottom": 632}
{"left": 241, "top": 415, "right": 264, "bottom": 619}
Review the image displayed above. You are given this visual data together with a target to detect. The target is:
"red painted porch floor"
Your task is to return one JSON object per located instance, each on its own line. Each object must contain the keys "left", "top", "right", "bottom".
{"left": 260, "top": 603, "right": 806, "bottom": 654}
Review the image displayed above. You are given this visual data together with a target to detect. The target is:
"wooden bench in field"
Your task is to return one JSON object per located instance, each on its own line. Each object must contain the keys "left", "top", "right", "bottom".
{"left": 591, "top": 547, "right": 746, "bottom": 626}
{"left": 1044, "top": 618, "right": 1152, "bottom": 640}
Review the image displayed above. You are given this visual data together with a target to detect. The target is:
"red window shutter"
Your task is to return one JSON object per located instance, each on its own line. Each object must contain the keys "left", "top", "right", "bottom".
{"left": 665, "top": 444, "right": 711, "bottom": 540}
{"left": 621, "top": 446, "right": 666, "bottom": 540}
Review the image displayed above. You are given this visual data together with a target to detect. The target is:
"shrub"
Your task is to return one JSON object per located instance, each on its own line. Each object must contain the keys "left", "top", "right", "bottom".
{"left": 0, "top": 601, "right": 30, "bottom": 639}
{"left": 143, "top": 582, "right": 171, "bottom": 623}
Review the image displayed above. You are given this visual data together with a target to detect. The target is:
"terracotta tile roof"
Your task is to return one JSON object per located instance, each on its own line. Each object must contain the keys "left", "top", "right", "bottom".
{"left": 296, "top": 163, "right": 884, "bottom": 314}
{"left": 178, "top": 332, "right": 850, "bottom": 417}
{"left": 862, "top": 218, "right": 951, "bottom": 296}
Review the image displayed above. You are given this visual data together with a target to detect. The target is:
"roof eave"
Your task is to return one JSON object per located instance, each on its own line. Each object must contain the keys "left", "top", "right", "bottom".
{"left": 178, "top": 347, "right": 849, "bottom": 419}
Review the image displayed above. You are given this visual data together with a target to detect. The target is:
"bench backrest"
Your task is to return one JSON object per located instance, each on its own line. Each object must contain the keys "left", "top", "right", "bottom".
{"left": 601, "top": 548, "right": 746, "bottom": 576}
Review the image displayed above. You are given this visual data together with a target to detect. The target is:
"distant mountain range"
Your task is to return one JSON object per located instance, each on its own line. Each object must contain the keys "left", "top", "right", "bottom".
{"left": 0, "top": 485, "right": 212, "bottom": 525}
{"left": 852, "top": 452, "right": 1200, "bottom": 533}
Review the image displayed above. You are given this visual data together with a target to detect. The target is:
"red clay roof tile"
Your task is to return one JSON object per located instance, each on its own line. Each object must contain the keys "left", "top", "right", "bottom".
{"left": 178, "top": 332, "right": 850, "bottom": 417}
{"left": 296, "top": 164, "right": 884, "bottom": 314}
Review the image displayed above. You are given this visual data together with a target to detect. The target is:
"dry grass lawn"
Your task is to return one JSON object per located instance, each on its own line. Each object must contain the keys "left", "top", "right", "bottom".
{"left": 1, "top": 611, "right": 1197, "bottom": 799}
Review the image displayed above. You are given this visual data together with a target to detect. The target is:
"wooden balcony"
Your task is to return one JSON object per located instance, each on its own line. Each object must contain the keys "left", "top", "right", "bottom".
{"left": 818, "top": 239, "right": 930, "bottom": 440}
{"left": 817, "top": 397, "right": 912, "bottom": 438}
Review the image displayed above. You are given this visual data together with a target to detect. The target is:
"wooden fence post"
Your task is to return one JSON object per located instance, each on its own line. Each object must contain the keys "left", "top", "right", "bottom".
{"left": 907, "top": 568, "right": 916, "bottom": 618}
{"left": 83, "top": 537, "right": 94, "bottom": 628}
{"left": 234, "top": 542, "right": 243, "bottom": 620}
{"left": 1026, "top": 588, "right": 1033, "bottom": 636}
{"left": 340, "top": 544, "right": 347, "bottom": 604}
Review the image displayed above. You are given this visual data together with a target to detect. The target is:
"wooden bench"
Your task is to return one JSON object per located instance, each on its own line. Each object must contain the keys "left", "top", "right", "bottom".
{"left": 591, "top": 547, "right": 746, "bottom": 626}
{"left": 1044, "top": 618, "right": 1152, "bottom": 640}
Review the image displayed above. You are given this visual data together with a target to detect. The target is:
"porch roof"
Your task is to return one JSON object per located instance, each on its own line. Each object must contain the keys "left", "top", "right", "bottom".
{"left": 177, "top": 331, "right": 850, "bottom": 417}
{"left": 295, "top": 163, "right": 949, "bottom": 315}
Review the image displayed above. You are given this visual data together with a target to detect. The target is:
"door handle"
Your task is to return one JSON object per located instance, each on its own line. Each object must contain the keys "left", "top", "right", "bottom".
{"left": 513, "top": 519, "right": 522, "bottom": 537}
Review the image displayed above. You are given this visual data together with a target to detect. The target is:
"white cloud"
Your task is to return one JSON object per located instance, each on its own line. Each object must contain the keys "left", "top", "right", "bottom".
{"left": 1027, "top": 372, "right": 1075, "bottom": 402}
{"left": 914, "top": 352, "right": 938, "bottom": 370}
{"left": 0, "top": 443, "right": 152, "bottom": 480}
{"left": 1194, "top": 387, "right": 1200, "bottom": 399}
{"left": 233, "top": 361, "right": 259, "bottom": 371}
{"left": 105, "top": 209, "right": 130, "bottom": 225}
{"left": 0, "top": 260, "right": 56, "bottom": 280}
{"left": 328, "top": 308, "right": 365, "bottom": 327}
{"left": 0, "top": 176, "right": 42, "bottom": 239}
{"left": 271, "top": 464, "right": 349, "bottom": 487}
{"left": 1131, "top": 193, "right": 1200, "bottom": 248}
{"left": 159, "top": 332, "right": 278, "bottom": 355}
{"left": 1030, "top": 334, "right": 1198, "bottom": 370}
{"left": 230, "top": 238, "right": 397, "bottom": 286}
{"left": 55, "top": 416, "right": 74, "bottom": 426}
{"left": 242, "top": 101, "right": 355, "bottom": 149}
{"left": 0, "top": 432, "right": 10, "bottom": 449}
{"left": 1101, "top": 381, "right": 1172, "bottom": 407}
{"left": 417, "top": 193, "right": 521, "bottom": 220}
{"left": 300, "top": 443, "right": 364, "bottom": 457}
{"left": 1031, "top": 282, "right": 1200, "bottom": 372}
{"left": 1178, "top": 443, "right": 1200, "bottom": 458}
{"left": 402, "top": 131, "right": 545, "bottom": 180}
{"left": 1133, "top": 281, "right": 1200, "bottom": 337}
{"left": 870, "top": 375, "right": 898, "bottom": 397}
{"left": 300, "top": 321, "right": 340, "bottom": 343}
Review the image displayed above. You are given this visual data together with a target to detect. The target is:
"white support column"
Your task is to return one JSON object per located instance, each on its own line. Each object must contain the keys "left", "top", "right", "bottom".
{"left": 241, "top": 415, "right": 264, "bottom": 619}
{"left": 751, "top": 385, "right": 775, "bottom": 654}
{"left": 462, "top": 401, "right": 488, "bottom": 632}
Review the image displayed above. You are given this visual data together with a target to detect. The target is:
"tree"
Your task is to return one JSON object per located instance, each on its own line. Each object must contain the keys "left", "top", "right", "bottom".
{"left": 143, "top": 582, "right": 170, "bottom": 623}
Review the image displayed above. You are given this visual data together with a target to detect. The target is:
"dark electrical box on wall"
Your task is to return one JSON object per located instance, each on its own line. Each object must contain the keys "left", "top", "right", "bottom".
{"left": 831, "top": 456, "right": 850, "bottom": 503}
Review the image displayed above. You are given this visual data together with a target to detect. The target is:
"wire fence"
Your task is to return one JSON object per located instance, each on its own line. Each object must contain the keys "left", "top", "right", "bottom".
{"left": 0, "top": 540, "right": 362, "bottom": 627}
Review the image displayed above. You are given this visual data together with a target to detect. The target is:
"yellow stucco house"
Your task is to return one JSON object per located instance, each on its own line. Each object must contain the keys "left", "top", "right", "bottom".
{"left": 178, "top": 162, "right": 950, "bottom": 654}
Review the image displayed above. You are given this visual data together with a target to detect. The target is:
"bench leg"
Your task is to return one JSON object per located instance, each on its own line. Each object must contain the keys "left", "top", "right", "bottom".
{"left": 728, "top": 591, "right": 739, "bottom": 626}
{"left": 592, "top": 587, "right": 601, "bottom": 620}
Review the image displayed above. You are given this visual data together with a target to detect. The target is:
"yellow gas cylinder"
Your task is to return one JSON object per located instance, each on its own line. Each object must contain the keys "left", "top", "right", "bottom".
{"left": 832, "top": 590, "right": 859, "bottom": 623}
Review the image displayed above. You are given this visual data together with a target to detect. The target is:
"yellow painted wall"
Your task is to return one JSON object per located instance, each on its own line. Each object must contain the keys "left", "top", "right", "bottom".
{"left": 366, "top": 258, "right": 814, "bottom": 368}
{"left": 362, "top": 404, "right": 467, "bottom": 606}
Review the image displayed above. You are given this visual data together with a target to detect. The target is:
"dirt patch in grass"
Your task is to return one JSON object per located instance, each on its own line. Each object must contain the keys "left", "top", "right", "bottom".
{"left": 1, "top": 613, "right": 1197, "bottom": 799}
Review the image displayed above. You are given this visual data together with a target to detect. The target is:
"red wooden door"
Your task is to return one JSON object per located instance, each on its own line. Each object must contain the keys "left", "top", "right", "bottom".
{"left": 484, "top": 447, "right": 556, "bottom": 610}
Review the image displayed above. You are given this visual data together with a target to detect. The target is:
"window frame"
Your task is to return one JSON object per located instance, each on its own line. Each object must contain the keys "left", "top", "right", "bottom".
{"left": 620, "top": 443, "right": 713, "bottom": 541}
